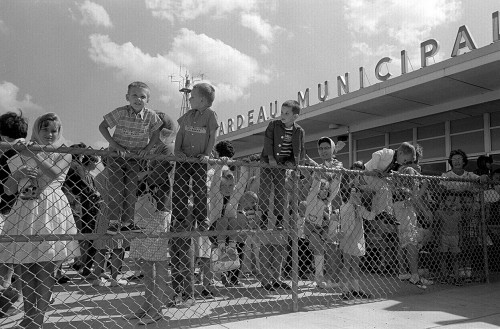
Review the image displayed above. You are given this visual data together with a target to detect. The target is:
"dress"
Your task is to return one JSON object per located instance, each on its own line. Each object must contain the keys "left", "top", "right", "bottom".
{"left": 0, "top": 153, "right": 80, "bottom": 264}
{"left": 129, "top": 192, "right": 170, "bottom": 261}
{"left": 339, "top": 202, "right": 369, "bottom": 257}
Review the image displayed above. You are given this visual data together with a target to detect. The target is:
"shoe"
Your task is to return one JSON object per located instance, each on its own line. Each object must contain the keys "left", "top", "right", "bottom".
{"left": 201, "top": 289, "right": 215, "bottom": 299}
{"left": 125, "top": 274, "right": 144, "bottom": 281}
{"left": 57, "top": 275, "right": 71, "bottom": 284}
{"left": 175, "top": 294, "right": 195, "bottom": 308}
{"left": 109, "top": 278, "right": 127, "bottom": 287}
{"left": 340, "top": 291, "right": 352, "bottom": 300}
{"left": 121, "top": 224, "right": 143, "bottom": 233}
{"left": 353, "top": 290, "right": 372, "bottom": 299}
{"left": 262, "top": 283, "right": 276, "bottom": 292}
{"left": 137, "top": 313, "right": 165, "bottom": 325}
{"left": 106, "top": 223, "right": 120, "bottom": 235}
{"left": 409, "top": 276, "right": 427, "bottom": 289}
{"left": 232, "top": 281, "right": 244, "bottom": 287}
{"left": 91, "top": 278, "right": 107, "bottom": 287}
{"left": 398, "top": 273, "right": 411, "bottom": 281}
{"left": 419, "top": 277, "right": 434, "bottom": 285}
{"left": 273, "top": 281, "right": 291, "bottom": 290}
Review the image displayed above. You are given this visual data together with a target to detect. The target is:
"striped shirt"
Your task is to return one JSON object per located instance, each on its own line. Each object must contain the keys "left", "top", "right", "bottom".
{"left": 279, "top": 127, "right": 293, "bottom": 157}
{"left": 104, "top": 105, "right": 162, "bottom": 152}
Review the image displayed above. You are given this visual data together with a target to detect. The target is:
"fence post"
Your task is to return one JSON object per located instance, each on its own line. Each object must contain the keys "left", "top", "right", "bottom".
{"left": 290, "top": 168, "right": 299, "bottom": 312}
{"left": 480, "top": 186, "right": 490, "bottom": 283}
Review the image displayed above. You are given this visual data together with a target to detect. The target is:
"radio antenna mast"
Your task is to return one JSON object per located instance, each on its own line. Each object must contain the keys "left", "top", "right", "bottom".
{"left": 170, "top": 67, "right": 205, "bottom": 117}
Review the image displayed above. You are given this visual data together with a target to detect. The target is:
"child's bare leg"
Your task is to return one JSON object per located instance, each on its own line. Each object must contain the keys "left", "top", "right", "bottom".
{"left": 153, "top": 261, "right": 172, "bottom": 314}
{"left": 18, "top": 264, "right": 38, "bottom": 327}
{"left": 341, "top": 253, "right": 352, "bottom": 294}
{"left": 110, "top": 248, "right": 124, "bottom": 280}
{"left": 34, "top": 262, "right": 57, "bottom": 326}
{"left": 141, "top": 260, "right": 154, "bottom": 313}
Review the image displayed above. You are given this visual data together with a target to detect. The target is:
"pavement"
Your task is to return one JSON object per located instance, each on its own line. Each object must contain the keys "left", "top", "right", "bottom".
{"left": 197, "top": 281, "right": 500, "bottom": 329}
{"left": 2, "top": 263, "right": 500, "bottom": 329}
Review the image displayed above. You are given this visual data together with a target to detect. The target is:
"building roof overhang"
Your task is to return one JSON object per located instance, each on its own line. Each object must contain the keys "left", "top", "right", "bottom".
{"left": 224, "top": 41, "right": 500, "bottom": 157}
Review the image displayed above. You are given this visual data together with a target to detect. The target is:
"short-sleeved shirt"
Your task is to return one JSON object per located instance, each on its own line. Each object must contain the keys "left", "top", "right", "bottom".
{"left": 103, "top": 105, "right": 162, "bottom": 152}
{"left": 177, "top": 108, "right": 219, "bottom": 157}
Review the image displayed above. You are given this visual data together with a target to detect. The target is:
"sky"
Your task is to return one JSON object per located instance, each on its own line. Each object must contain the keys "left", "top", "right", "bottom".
{"left": 0, "top": 0, "right": 498, "bottom": 149}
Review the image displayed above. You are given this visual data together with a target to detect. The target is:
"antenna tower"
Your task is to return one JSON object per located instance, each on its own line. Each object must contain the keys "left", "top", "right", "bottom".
{"left": 170, "top": 67, "right": 204, "bottom": 116}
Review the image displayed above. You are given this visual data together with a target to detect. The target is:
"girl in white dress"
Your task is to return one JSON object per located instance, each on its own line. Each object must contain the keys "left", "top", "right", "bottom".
{"left": 0, "top": 112, "right": 79, "bottom": 328}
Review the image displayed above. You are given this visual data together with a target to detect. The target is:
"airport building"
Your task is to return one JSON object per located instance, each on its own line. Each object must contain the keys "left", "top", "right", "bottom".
{"left": 220, "top": 13, "right": 500, "bottom": 175}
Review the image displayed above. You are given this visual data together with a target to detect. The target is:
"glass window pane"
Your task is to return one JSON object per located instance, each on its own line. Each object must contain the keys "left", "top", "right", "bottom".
{"left": 389, "top": 129, "right": 412, "bottom": 144}
{"left": 450, "top": 115, "right": 483, "bottom": 134}
{"left": 356, "top": 135, "right": 385, "bottom": 150}
{"left": 420, "top": 162, "right": 446, "bottom": 176}
{"left": 492, "top": 128, "right": 500, "bottom": 151}
{"left": 418, "top": 123, "right": 444, "bottom": 139}
{"left": 451, "top": 131, "right": 484, "bottom": 155}
{"left": 491, "top": 111, "right": 500, "bottom": 128}
{"left": 356, "top": 149, "right": 377, "bottom": 164}
{"left": 416, "top": 138, "right": 446, "bottom": 159}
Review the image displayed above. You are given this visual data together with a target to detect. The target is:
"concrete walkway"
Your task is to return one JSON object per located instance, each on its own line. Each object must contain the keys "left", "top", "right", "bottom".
{"left": 198, "top": 281, "right": 500, "bottom": 329}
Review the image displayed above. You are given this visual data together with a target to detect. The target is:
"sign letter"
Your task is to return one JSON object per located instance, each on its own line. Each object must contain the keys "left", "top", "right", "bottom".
{"left": 375, "top": 57, "right": 392, "bottom": 81}
{"left": 298, "top": 89, "right": 310, "bottom": 108}
{"left": 318, "top": 81, "right": 329, "bottom": 102}
{"left": 236, "top": 115, "right": 245, "bottom": 130}
{"left": 248, "top": 110, "right": 254, "bottom": 126}
{"left": 451, "top": 25, "right": 477, "bottom": 57}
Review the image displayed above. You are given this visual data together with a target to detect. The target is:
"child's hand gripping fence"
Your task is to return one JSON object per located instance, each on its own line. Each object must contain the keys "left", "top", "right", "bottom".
{"left": 0, "top": 142, "right": 498, "bottom": 328}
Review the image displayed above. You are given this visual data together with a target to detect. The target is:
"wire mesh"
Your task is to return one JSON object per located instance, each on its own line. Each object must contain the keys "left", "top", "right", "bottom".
{"left": 0, "top": 143, "right": 498, "bottom": 328}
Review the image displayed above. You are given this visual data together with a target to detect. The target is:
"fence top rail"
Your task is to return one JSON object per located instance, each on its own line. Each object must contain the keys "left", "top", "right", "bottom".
{"left": 1, "top": 141, "right": 496, "bottom": 185}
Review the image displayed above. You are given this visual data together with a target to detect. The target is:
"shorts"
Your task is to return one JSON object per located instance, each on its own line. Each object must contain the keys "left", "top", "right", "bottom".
{"left": 441, "top": 235, "right": 460, "bottom": 253}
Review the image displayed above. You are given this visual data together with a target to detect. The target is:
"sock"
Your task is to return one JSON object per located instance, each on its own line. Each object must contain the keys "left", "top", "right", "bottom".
{"left": 351, "top": 279, "right": 360, "bottom": 292}
{"left": 314, "top": 255, "right": 324, "bottom": 282}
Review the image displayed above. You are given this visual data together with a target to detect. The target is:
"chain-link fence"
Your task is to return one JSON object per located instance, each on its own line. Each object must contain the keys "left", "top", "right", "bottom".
{"left": 0, "top": 143, "right": 499, "bottom": 328}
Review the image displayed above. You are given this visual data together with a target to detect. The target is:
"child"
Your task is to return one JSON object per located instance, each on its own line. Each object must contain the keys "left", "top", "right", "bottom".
{"left": 215, "top": 167, "right": 251, "bottom": 287}
{"left": 127, "top": 183, "right": 173, "bottom": 325}
{"left": 394, "top": 165, "right": 434, "bottom": 288}
{"left": 0, "top": 113, "right": 80, "bottom": 328}
{"left": 172, "top": 82, "right": 219, "bottom": 231}
{"left": 237, "top": 191, "right": 261, "bottom": 279}
{"left": 436, "top": 193, "right": 462, "bottom": 285}
{"left": 460, "top": 191, "right": 483, "bottom": 282}
{"left": 91, "top": 157, "right": 127, "bottom": 287}
{"left": 98, "top": 81, "right": 162, "bottom": 234}
{"left": 0, "top": 111, "right": 28, "bottom": 294}
{"left": 339, "top": 187, "right": 375, "bottom": 299}
{"left": 304, "top": 175, "right": 340, "bottom": 289}
{"left": 259, "top": 100, "right": 305, "bottom": 231}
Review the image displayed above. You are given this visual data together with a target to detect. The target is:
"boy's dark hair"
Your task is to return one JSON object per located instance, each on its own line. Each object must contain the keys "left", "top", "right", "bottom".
{"left": 128, "top": 81, "right": 151, "bottom": 97}
{"left": 398, "top": 142, "right": 416, "bottom": 160}
{"left": 317, "top": 136, "right": 333, "bottom": 147}
{"left": 282, "top": 100, "right": 301, "bottom": 115}
{"left": 477, "top": 155, "right": 493, "bottom": 168}
{"left": 351, "top": 161, "right": 365, "bottom": 170}
{"left": 193, "top": 83, "right": 215, "bottom": 106}
{"left": 0, "top": 111, "right": 28, "bottom": 140}
{"left": 215, "top": 140, "right": 235, "bottom": 158}
{"left": 448, "top": 149, "right": 468, "bottom": 167}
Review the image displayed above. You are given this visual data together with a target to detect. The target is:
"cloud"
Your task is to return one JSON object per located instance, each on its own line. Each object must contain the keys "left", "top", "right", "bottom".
{"left": 78, "top": 0, "right": 113, "bottom": 28}
{"left": 344, "top": 0, "right": 462, "bottom": 46}
{"left": 240, "top": 12, "right": 282, "bottom": 43}
{"left": 0, "top": 81, "right": 43, "bottom": 114}
{"left": 88, "top": 30, "right": 270, "bottom": 103}
{"left": 145, "top": 0, "right": 258, "bottom": 23}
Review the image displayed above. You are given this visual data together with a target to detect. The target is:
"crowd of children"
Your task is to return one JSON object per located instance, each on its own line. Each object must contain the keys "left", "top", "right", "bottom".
{"left": 0, "top": 80, "right": 498, "bottom": 328}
